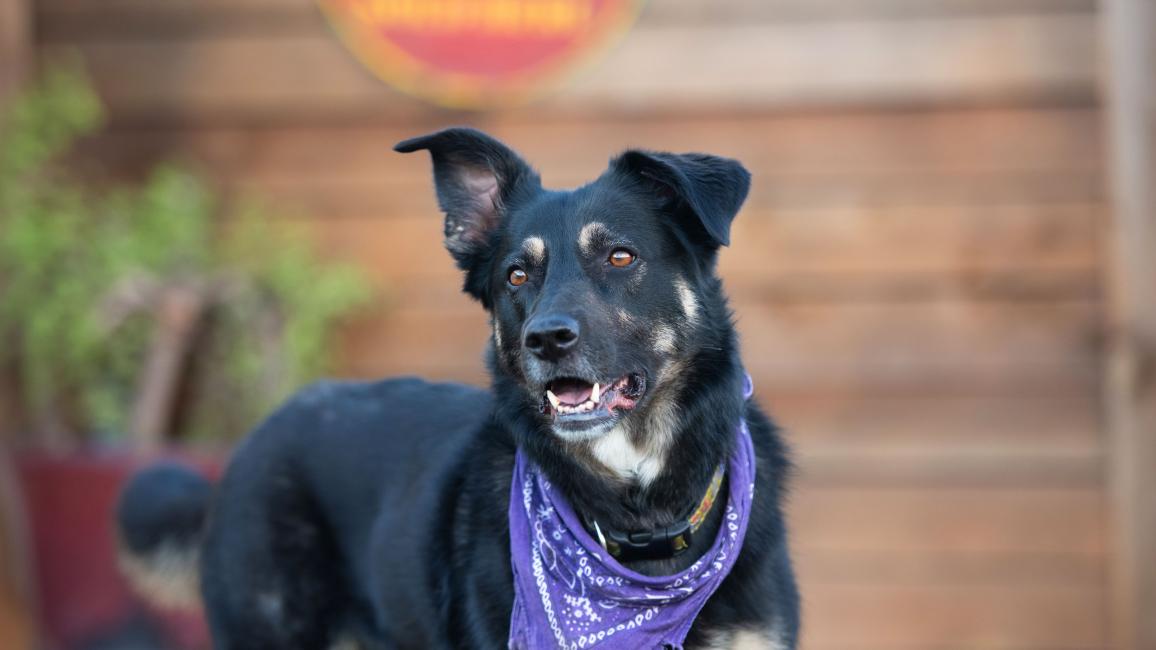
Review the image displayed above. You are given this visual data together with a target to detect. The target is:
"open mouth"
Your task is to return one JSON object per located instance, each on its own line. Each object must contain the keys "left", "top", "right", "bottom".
{"left": 539, "top": 373, "right": 647, "bottom": 429}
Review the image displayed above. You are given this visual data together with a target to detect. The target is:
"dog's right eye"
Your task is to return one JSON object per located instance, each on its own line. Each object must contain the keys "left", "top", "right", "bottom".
{"left": 608, "top": 248, "right": 636, "bottom": 268}
{"left": 508, "top": 267, "right": 528, "bottom": 286}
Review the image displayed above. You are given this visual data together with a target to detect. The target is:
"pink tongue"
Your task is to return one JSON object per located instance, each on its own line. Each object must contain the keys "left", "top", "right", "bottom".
{"left": 553, "top": 382, "right": 593, "bottom": 405}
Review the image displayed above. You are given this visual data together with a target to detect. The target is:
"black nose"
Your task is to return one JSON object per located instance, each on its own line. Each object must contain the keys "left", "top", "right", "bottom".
{"left": 523, "top": 314, "right": 581, "bottom": 361}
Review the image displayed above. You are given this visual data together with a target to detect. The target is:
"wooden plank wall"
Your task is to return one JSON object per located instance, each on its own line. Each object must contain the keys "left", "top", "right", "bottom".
{"left": 31, "top": 0, "right": 1109, "bottom": 647}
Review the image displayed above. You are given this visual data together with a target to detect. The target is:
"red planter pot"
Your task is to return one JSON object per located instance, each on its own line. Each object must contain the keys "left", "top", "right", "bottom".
{"left": 11, "top": 450, "right": 221, "bottom": 650}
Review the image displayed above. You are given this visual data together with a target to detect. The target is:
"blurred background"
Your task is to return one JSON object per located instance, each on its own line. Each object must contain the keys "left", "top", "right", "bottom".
{"left": 1, "top": 0, "right": 1154, "bottom": 648}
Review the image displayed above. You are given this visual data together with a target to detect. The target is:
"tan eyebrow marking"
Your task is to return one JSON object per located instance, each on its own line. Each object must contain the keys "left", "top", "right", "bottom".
{"left": 578, "top": 222, "right": 609, "bottom": 256}
{"left": 522, "top": 236, "right": 546, "bottom": 265}
{"left": 652, "top": 324, "right": 676, "bottom": 354}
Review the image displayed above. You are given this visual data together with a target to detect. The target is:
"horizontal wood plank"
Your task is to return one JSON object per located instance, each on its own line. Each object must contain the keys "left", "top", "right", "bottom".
{"left": 802, "top": 582, "right": 1105, "bottom": 648}
{"left": 735, "top": 298, "right": 1099, "bottom": 371}
{"left": 790, "top": 486, "right": 1105, "bottom": 554}
{"left": 35, "top": 0, "right": 1098, "bottom": 40}
{"left": 561, "top": 16, "right": 1097, "bottom": 111}
{"left": 768, "top": 393, "right": 1100, "bottom": 444}
{"left": 796, "top": 548, "right": 1104, "bottom": 586}
{"left": 798, "top": 440, "right": 1102, "bottom": 485}
{"left": 42, "top": 13, "right": 1098, "bottom": 124}
{"left": 724, "top": 204, "right": 1100, "bottom": 277}
{"left": 777, "top": 394, "right": 1104, "bottom": 484}
{"left": 645, "top": 0, "right": 1098, "bottom": 23}
{"left": 84, "top": 108, "right": 1102, "bottom": 177}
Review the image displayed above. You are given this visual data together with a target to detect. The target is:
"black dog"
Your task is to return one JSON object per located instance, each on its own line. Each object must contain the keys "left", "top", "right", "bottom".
{"left": 117, "top": 128, "right": 800, "bottom": 649}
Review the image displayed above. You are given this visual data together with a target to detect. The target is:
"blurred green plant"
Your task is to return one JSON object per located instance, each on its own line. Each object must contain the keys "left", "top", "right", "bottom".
{"left": 0, "top": 64, "right": 372, "bottom": 446}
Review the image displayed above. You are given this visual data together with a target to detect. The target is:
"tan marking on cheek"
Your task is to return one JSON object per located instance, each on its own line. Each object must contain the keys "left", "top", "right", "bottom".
{"left": 522, "top": 236, "right": 546, "bottom": 265}
{"left": 652, "top": 324, "right": 676, "bottom": 354}
{"left": 578, "top": 222, "right": 608, "bottom": 256}
{"left": 616, "top": 309, "right": 635, "bottom": 327}
{"left": 627, "top": 358, "right": 688, "bottom": 459}
{"left": 674, "top": 276, "right": 700, "bottom": 323}
{"left": 642, "top": 393, "right": 679, "bottom": 465}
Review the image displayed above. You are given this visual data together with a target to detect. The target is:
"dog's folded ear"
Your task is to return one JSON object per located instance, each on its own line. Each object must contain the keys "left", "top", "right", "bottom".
{"left": 395, "top": 128, "right": 540, "bottom": 269}
{"left": 613, "top": 150, "right": 751, "bottom": 248}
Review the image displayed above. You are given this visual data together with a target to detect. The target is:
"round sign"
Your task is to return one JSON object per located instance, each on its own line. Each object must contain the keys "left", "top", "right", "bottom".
{"left": 319, "top": 0, "right": 645, "bottom": 109}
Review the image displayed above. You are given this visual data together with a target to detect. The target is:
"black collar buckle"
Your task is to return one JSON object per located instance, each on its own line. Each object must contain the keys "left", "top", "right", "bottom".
{"left": 582, "top": 463, "right": 726, "bottom": 563}
{"left": 587, "top": 517, "right": 694, "bottom": 563}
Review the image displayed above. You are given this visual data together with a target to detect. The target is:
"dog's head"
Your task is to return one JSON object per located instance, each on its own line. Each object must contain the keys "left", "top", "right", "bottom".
{"left": 396, "top": 128, "right": 748, "bottom": 451}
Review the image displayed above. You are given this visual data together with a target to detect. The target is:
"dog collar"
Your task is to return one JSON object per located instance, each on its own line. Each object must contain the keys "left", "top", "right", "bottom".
{"left": 582, "top": 463, "right": 726, "bottom": 562}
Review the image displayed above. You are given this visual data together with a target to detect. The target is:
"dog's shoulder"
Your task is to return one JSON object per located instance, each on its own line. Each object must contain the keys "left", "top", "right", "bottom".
{"left": 227, "top": 375, "right": 496, "bottom": 496}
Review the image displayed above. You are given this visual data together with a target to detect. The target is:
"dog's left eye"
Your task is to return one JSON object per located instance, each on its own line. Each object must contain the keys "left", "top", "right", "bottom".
{"left": 608, "top": 249, "right": 636, "bottom": 268}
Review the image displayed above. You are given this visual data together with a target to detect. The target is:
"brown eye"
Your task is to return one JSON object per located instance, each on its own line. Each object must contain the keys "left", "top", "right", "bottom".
{"left": 608, "top": 248, "right": 636, "bottom": 268}
{"left": 508, "top": 267, "right": 528, "bottom": 286}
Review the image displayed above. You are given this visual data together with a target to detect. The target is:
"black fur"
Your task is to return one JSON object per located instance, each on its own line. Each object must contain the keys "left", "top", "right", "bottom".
{"left": 117, "top": 128, "right": 800, "bottom": 649}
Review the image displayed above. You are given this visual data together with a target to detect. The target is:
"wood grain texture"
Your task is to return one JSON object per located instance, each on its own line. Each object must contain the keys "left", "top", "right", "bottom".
{"left": 82, "top": 107, "right": 1103, "bottom": 174}
{"left": 38, "top": 13, "right": 1098, "bottom": 123}
{"left": 796, "top": 548, "right": 1104, "bottom": 586}
{"left": 802, "top": 582, "right": 1105, "bottom": 648}
{"left": 791, "top": 486, "right": 1105, "bottom": 554}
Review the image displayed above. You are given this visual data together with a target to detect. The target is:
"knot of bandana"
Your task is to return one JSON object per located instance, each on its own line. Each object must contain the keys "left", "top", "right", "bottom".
{"left": 507, "top": 376, "right": 757, "bottom": 650}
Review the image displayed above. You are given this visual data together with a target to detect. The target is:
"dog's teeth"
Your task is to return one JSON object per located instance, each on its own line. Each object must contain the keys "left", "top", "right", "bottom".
{"left": 546, "top": 390, "right": 560, "bottom": 409}
{"left": 591, "top": 383, "right": 600, "bottom": 403}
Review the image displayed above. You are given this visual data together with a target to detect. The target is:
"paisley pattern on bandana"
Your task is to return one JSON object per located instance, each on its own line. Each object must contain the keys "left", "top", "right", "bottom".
{"left": 507, "top": 378, "right": 757, "bottom": 650}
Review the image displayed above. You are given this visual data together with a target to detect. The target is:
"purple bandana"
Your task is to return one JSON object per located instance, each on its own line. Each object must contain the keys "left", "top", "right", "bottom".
{"left": 507, "top": 379, "right": 757, "bottom": 650}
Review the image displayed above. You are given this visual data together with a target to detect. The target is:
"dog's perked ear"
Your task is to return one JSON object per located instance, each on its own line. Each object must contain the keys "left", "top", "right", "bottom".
{"left": 613, "top": 150, "right": 751, "bottom": 248}
{"left": 394, "top": 128, "right": 540, "bottom": 271}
